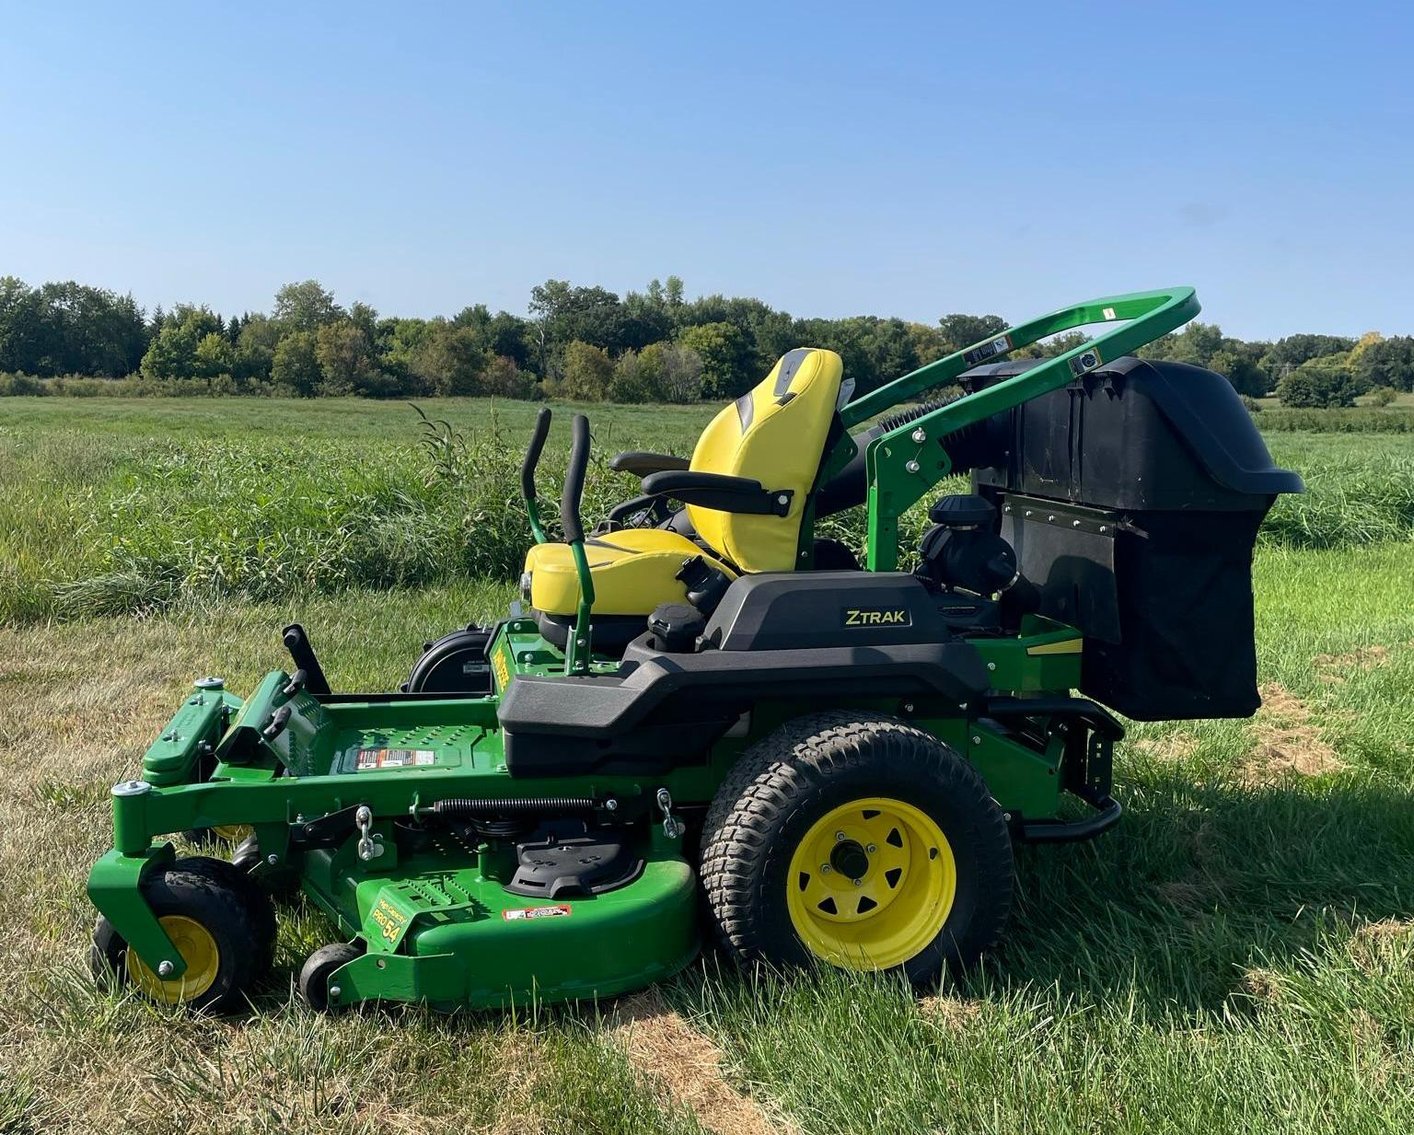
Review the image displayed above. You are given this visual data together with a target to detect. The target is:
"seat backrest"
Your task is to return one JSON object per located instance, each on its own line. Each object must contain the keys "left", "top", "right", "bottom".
{"left": 688, "top": 348, "right": 844, "bottom": 572}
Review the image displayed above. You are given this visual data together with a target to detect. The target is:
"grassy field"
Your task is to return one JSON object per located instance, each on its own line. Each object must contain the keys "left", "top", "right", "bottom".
{"left": 2, "top": 398, "right": 1412, "bottom": 1133}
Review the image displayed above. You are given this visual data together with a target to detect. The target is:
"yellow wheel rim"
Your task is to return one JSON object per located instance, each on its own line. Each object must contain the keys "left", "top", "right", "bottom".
{"left": 211, "top": 824, "right": 253, "bottom": 843}
{"left": 125, "top": 915, "right": 221, "bottom": 1004}
{"left": 786, "top": 797, "right": 956, "bottom": 970}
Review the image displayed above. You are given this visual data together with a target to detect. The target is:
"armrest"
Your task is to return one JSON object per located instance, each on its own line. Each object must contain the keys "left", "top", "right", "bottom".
{"left": 609, "top": 450, "right": 691, "bottom": 476}
{"left": 640, "top": 470, "right": 793, "bottom": 516}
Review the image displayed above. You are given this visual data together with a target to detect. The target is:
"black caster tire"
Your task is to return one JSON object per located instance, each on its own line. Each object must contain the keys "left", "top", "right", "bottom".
{"left": 700, "top": 712, "right": 1014, "bottom": 987}
{"left": 90, "top": 857, "right": 272, "bottom": 1013}
{"left": 299, "top": 941, "right": 365, "bottom": 1012}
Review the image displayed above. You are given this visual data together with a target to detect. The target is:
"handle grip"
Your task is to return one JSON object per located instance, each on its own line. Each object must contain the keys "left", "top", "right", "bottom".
{"left": 521, "top": 407, "right": 552, "bottom": 502}
{"left": 561, "top": 414, "right": 590, "bottom": 545}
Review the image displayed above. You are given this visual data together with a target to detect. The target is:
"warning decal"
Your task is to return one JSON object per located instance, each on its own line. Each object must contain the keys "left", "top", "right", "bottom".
{"left": 502, "top": 904, "right": 573, "bottom": 922}
{"left": 355, "top": 748, "right": 436, "bottom": 770}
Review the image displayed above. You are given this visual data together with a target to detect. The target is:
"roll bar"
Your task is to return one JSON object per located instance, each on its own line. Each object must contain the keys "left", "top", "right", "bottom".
{"left": 850, "top": 287, "right": 1201, "bottom": 569}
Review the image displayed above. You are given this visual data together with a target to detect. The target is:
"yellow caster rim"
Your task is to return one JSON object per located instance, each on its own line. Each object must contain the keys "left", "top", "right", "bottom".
{"left": 126, "top": 915, "right": 221, "bottom": 1004}
{"left": 786, "top": 797, "right": 956, "bottom": 970}
{"left": 212, "top": 824, "right": 253, "bottom": 843}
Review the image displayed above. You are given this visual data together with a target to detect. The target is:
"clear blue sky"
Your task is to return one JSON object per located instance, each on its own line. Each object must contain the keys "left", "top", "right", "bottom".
{"left": 2, "top": 1, "right": 1410, "bottom": 340}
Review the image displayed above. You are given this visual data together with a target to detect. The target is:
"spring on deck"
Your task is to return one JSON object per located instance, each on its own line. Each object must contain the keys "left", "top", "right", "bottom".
{"left": 430, "top": 796, "right": 598, "bottom": 817}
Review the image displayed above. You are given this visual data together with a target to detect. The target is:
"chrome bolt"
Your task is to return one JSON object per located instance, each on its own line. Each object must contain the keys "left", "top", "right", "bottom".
{"left": 821, "top": 863, "right": 832, "bottom": 874}
{"left": 1003, "top": 813, "right": 1013, "bottom": 822}
{"left": 328, "top": 984, "right": 341, "bottom": 1000}
{"left": 157, "top": 960, "right": 174, "bottom": 977}
{"left": 835, "top": 831, "right": 846, "bottom": 842}
{"left": 266, "top": 853, "right": 279, "bottom": 866}
{"left": 971, "top": 735, "right": 982, "bottom": 745}
{"left": 1073, "top": 519, "right": 1082, "bottom": 527}
{"left": 853, "top": 878, "right": 864, "bottom": 887}
{"left": 905, "top": 459, "right": 921, "bottom": 473}
{"left": 604, "top": 798, "right": 618, "bottom": 811}
{"left": 866, "top": 843, "right": 877, "bottom": 854}
{"left": 1047, "top": 514, "right": 1056, "bottom": 523}
{"left": 903, "top": 702, "right": 915, "bottom": 713}
{"left": 910, "top": 427, "right": 927, "bottom": 443}
{"left": 1099, "top": 525, "right": 1109, "bottom": 534}
{"left": 986, "top": 661, "right": 996, "bottom": 671}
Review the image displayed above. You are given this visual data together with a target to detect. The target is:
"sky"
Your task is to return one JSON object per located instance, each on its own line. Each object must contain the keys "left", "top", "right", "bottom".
{"left": 1, "top": 1, "right": 1411, "bottom": 340}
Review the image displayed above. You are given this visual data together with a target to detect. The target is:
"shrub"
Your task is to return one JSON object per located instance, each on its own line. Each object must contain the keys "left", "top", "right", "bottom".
{"left": 1277, "top": 357, "right": 1358, "bottom": 408}
{"left": 1368, "top": 386, "right": 1398, "bottom": 407}
{"left": 0, "top": 372, "right": 46, "bottom": 396}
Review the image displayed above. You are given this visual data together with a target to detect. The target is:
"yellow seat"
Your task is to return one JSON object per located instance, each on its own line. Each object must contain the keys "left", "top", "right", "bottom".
{"left": 525, "top": 529, "right": 736, "bottom": 617}
{"left": 526, "top": 347, "right": 844, "bottom": 617}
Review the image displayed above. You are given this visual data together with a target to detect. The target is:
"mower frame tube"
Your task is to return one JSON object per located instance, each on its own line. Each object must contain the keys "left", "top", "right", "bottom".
{"left": 851, "top": 288, "right": 1201, "bottom": 569}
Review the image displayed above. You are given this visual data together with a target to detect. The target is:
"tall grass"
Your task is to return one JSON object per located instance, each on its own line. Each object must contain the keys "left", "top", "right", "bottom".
{"left": 2, "top": 403, "right": 1411, "bottom": 623}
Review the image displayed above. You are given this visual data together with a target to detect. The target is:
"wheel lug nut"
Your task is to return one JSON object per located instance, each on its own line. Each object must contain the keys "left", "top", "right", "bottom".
{"left": 835, "top": 831, "right": 846, "bottom": 842}
{"left": 866, "top": 843, "right": 877, "bottom": 854}
{"left": 820, "top": 864, "right": 832, "bottom": 874}
{"left": 853, "top": 878, "right": 863, "bottom": 887}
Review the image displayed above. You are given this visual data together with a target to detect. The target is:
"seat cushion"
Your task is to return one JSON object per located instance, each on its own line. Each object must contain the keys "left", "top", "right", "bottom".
{"left": 524, "top": 528, "right": 736, "bottom": 617}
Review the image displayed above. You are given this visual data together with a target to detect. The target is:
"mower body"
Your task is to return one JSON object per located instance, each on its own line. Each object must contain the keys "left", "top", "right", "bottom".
{"left": 88, "top": 288, "right": 1303, "bottom": 1012}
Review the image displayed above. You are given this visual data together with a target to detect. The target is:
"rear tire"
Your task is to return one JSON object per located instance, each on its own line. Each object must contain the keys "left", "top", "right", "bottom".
{"left": 403, "top": 625, "right": 493, "bottom": 694}
{"left": 700, "top": 712, "right": 1014, "bottom": 986}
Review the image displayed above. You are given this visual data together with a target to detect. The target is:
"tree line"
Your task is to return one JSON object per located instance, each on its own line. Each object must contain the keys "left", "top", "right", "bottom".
{"left": 1, "top": 273, "right": 1410, "bottom": 406}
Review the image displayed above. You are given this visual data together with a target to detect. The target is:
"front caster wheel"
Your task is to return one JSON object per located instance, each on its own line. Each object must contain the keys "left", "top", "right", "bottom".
{"left": 91, "top": 856, "right": 275, "bottom": 1014}
{"left": 700, "top": 712, "right": 1014, "bottom": 987}
{"left": 299, "top": 941, "right": 365, "bottom": 1012}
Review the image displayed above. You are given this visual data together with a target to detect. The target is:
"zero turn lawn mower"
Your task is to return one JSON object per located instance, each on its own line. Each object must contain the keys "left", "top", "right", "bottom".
{"left": 88, "top": 287, "right": 1302, "bottom": 1013}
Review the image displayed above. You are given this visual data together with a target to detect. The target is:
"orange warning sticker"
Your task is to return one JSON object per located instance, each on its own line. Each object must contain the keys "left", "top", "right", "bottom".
{"left": 502, "top": 904, "right": 572, "bottom": 922}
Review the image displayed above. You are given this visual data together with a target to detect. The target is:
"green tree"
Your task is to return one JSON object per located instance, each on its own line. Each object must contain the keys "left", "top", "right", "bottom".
{"left": 193, "top": 332, "right": 235, "bottom": 379}
{"left": 557, "top": 340, "right": 614, "bottom": 400}
{"left": 271, "top": 330, "right": 322, "bottom": 396}
{"left": 1352, "top": 335, "right": 1414, "bottom": 392}
{"left": 234, "top": 315, "right": 281, "bottom": 382}
{"left": 315, "top": 321, "right": 391, "bottom": 396}
{"left": 938, "top": 314, "right": 1006, "bottom": 353}
{"left": 411, "top": 324, "right": 490, "bottom": 395}
{"left": 678, "top": 321, "right": 754, "bottom": 398}
{"left": 481, "top": 355, "right": 536, "bottom": 399}
{"left": 1276, "top": 355, "right": 1358, "bottom": 408}
{"left": 273, "top": 280, "right": 342, "bottom": 332}
{"left": 140, "top": 306, "right": 222, "bottom": 379}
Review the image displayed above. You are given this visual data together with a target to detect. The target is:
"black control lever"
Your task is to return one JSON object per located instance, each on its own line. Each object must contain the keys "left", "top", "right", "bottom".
{"left": 281, "top": 624, "right": 331, "bottom": 697}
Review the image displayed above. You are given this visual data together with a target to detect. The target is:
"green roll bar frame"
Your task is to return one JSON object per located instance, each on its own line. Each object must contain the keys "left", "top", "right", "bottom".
{"left": 843, "top": 287, "right": 1200, "bottom": 569}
